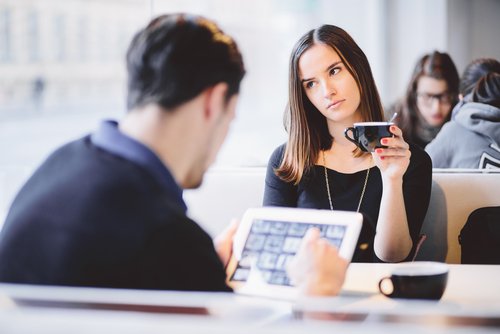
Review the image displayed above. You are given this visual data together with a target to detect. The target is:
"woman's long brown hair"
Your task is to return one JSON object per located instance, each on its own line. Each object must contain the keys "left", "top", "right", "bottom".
{"left": 275, "top": 25, "right": 384, "bottom": 185}
{"left": 396, "top": 51, "right": 459, "bottom": 141}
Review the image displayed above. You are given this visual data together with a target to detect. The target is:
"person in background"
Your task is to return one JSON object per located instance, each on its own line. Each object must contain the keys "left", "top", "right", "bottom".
{"left": 426, "top": 58, "right": 500, "bottom": 169}
{"left": 263, "top": 25, "right": 432, "bottom": 263}
{"left": 386, "top": 51, "right": 460, "bottom": 148}
{"left": 0, "top": 14, "right": 347, "bottom": 296}
{"left": 456, "top": 57, "right": 500, "bottom": 101}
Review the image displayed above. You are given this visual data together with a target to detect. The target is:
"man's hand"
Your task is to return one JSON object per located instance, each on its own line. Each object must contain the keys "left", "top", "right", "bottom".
{"left": 287, "top": 228, "right": 348, "bottom": 296}
{"left": 213, "top": 219, "right": 239, "bottom": 267}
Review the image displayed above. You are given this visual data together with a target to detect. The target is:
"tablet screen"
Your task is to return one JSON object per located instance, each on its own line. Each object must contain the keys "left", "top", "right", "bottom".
{"left": 229, "top": 218, "right": 348, "bottom": 286}
{"left": 226, "top": 207, "right": 362, "bottom": 299}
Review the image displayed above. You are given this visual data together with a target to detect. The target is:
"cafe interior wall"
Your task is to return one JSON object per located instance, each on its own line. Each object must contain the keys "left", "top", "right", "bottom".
{"left": 0, "top": 0, "right": 499, "bottom": 226}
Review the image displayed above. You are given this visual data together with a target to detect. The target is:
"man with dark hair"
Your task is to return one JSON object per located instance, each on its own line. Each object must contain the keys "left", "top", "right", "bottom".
{"left": 0, "top": 14, "right": 347, "bottom": 295}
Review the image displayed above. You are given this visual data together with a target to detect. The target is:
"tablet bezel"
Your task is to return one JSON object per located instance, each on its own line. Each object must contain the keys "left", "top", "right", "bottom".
{"left": 225, "top": 207, "right": 362, "bottom": 300}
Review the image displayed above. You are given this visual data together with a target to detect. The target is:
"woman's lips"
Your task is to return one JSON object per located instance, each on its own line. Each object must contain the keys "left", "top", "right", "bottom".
{"left": 327, "top": 99, "right": 345, "bottom": 109}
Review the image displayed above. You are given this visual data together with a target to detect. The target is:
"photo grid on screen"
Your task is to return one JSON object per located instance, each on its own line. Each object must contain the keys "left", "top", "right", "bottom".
{"left": 230, "top": 219, "right": 346, "bottom": 286}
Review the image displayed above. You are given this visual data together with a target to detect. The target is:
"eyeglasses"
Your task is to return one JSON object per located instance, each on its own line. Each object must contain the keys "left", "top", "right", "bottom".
{"left": 416, "top": 92, "right": 453, "bottom": 106}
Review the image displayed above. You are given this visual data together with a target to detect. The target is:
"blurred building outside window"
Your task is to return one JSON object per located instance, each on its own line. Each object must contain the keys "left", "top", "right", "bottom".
{"left": 0, "top": 0, "right": 499, "bottom": 225}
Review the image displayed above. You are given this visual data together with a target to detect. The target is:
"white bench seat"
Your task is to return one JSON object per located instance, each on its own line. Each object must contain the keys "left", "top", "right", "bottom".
{"left": 185, "top": 168, "right": 500, "bottom": 264}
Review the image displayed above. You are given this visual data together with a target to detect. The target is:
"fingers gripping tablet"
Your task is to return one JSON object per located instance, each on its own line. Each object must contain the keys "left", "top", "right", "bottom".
{"left": 225, "top": 207, "right": 362, "bottom": 299}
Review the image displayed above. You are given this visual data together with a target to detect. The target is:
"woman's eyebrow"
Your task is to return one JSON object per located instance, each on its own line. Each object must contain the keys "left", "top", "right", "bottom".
{"left": 325, "top": 61, "right": 343, "bottom": 73}
{"left": 301, "top": 60, "right": 343, "bottom": 83}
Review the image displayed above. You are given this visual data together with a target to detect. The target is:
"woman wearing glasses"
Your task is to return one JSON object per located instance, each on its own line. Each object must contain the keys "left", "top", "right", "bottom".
{"left": 386, "top": 51, "right": 459, "bottom": 148}
{"left": 426, "top": 58, "right": 500, "bottom": 169}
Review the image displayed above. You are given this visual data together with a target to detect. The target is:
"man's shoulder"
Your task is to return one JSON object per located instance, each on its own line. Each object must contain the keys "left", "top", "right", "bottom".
{"left": 11, "top": 135, "right": 167, "bottom": 217}
{"left": 40, "top": 135, "right": 155, "bottom": 183}
{"left": 426, "top": 120, "right": 471, "bottom": 154}
{"left": 39, "top": 135, "right": 112, "bottom": 172}
{"left": 44, "top": 135, "right": 91, "bottom": 158}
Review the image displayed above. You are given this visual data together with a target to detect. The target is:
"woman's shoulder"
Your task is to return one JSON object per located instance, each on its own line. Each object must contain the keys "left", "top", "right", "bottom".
{"left": 408, "top": 142, "right": 432, "bottom": 171}
{"left": 425, "top": 120, "right": 463, "bottom": 151}
{"left": 268, "top": 143, "right": 287, "bottom": 166}
{"left": 437, "top": 119, "right": 463, "bottom": 137}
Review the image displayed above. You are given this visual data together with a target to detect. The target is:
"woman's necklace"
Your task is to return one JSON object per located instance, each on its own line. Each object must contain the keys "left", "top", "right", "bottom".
{"left": 322, "top": 150, "right": 370, "bottom": 212}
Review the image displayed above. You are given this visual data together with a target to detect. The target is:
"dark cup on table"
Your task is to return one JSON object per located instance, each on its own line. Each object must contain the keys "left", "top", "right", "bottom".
{"left": 344, "top": 122, "right": 394, "bottom": 152}
{"left": 378, "top": 262, "right": 449, "bottom": 300}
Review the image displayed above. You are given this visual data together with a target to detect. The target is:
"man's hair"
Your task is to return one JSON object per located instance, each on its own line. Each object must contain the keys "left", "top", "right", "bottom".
{"left": 459, "top": 58, "right": 500, "bottom": 97}
{"left": 126, "top": 14, "right": 245, "bottom": 111}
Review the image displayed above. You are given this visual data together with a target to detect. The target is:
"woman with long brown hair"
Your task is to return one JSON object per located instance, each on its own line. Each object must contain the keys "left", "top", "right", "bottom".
{"left": 263, "top": 25, "right": 432, "bottom": 263}
{"left": 387, "top": 51, "right": 460, "bottom": 148}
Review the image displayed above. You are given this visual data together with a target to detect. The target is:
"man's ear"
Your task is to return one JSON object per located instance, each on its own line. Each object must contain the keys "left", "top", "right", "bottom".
{"left": 204, "top": 82, "right": 229, "bottom": 121}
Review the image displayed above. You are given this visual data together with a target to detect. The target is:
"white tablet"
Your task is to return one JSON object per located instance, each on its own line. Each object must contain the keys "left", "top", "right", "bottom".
{"left": 226, "top": 207, "right": 362, "bottom": 300}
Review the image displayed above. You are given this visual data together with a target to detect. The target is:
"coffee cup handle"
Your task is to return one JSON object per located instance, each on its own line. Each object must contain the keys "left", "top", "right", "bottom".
{"left": 378, "top": 276, "right": 394, "bottom": 297}
{"left": 344, "top": 127, "right": 359, "bottom": 147}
